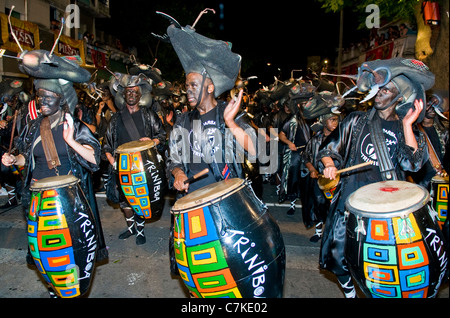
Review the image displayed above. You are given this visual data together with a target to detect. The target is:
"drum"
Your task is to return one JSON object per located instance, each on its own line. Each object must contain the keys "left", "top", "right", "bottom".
{"left": 345, "top": 181, "right": 448, "bottom": 298}
{"left": 317, "top": 175, "right": 339, "bottom": 200}
{"left": 27, "top": 175, "right": 98, "bottom": 298}
{"left": 171, "top": 178, "right": 285, "bottom": 298}
{"left": 430, "top": 175, "right": 448, "bottom": 230}
{"left": 116, "top": 140, "right": 166, "bottom": 220}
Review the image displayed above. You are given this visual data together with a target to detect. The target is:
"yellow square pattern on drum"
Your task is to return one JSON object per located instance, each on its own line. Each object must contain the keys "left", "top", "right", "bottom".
{"left": 174, "top": 238, "right": 188, "bottom": 267}
{"left": 437, "top": 184, "right": 448, "bottom": 201}
{"left": 392, "top": 214, "right": 422, "bottom": 244}
{"left": 201, "top": 287, "right": 242, "bottom": 298}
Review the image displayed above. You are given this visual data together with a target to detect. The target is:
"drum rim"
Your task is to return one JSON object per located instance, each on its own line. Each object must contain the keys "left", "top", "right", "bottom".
{"left": 30, "top": 175, "right": 79, "bottom": 190}
{"left": 345, "top": 181, "right": 430, "bottom": 218}
{"left": 171, "top": 178, "right": 246, "bottom": 213}
{"left": 431, "top": 175, "right": 449, "bottom": 183}
{"left": 116, "top": 139, "right": 155, "bottom": 153}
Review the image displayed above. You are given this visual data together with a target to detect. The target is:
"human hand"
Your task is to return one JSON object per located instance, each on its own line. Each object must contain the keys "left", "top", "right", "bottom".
{"left": 173, "top": 169, "right": 189, "bottom": 193}
{"left": 1, "top": 153, "right": 16, "bottom": 166}
{"left": 224, "top": 89, "right": 243, "bottom": 127}
{"left": 323, "top": 165, "right": 338, "bottom": 180}
{"left": 403, "top": 99, "right": 423, "bottom": 127}
{"left": 63, "top": 113, "right": 75, "bottom": 144}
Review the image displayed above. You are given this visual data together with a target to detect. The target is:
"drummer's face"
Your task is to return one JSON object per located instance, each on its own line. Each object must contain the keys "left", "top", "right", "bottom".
{"left": 185, "top": 73, "right": 213, "bottom": 107}
{"left": 124, "top": 86, "right": 141, "bottom": 106}
{"left": 325, "top": 116, "right": 339, "bottom": 132}
{"left": 36, "top": 89, "right": 62, "bottom": 117}
{"left": 374, "top": 82, "right": 400, "bottom": 111}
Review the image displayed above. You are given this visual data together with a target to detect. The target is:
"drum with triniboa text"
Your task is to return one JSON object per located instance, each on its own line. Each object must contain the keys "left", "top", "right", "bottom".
{"left": 116, "top": 140, "right": 166, "bottom": 220}
{"left": 345, "top": 181, "right": 448, "bottom": 298}
{"left": 430, "top": 175, "right": 448, "bottom": 230}
{"left": 28, "top": 175, "right": 98, "bottom": 298}
{"left": 171, "top": 178, "right": 285, "bottom": 298}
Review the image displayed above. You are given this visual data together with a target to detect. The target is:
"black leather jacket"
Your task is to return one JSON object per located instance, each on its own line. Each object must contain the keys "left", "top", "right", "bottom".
{"left": 16, "top": 113, "right": 101, "bottom": 209}
{"left": 166, "top": 101, "right": 257, "bottom": 190}
{"left": 102, "top": 106, "right": 166, "bottom": 203}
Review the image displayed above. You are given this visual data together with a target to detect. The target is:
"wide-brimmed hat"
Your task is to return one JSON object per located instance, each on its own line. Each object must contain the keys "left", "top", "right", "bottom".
{"left": 349, "top": 58, "right": 435, "bottom": 122}
{"left": 164, "top": 20, "right": 241, "bottom": 97}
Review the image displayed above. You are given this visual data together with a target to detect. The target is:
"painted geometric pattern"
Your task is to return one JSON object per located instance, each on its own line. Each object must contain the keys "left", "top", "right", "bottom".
{"left": 362, "top": 214, "right": 430, "bottom": 298}
{"left": 27, "top": 190, "right": 80, "bottom": 298}
{"left": 435, "top": 184, "right": 448, "bottom": 229}
{"left": 119, "top": 152, "right": 152, "bottom": 219}
{"left": 174, "top": 207, "right": 242, "bottom": 298}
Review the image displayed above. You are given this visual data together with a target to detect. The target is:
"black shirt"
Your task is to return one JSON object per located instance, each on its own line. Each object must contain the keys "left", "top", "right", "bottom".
{"left": 188, "top": 107, "right": 226, "bottom": 192}
{"left": 117, "top": 109, "right": 145, "bottom": 146}
{"left": 32, "top": 123, "right": 71, "bottom": 180}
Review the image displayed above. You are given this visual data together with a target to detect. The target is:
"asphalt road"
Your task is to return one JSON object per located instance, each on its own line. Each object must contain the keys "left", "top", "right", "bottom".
{"left": 0, "top": 182, "right": 448, "bottom": 304}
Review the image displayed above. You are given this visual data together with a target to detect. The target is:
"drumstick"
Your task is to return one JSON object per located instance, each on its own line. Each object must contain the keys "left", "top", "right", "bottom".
{"left": 8, "top": 110, "right": 18, "bottom": 155}
{"left": 184, "top": 168, "right": 209, "bottom": 184}
{"left": 319, "top": 161, "right": 373, "bottom": 177}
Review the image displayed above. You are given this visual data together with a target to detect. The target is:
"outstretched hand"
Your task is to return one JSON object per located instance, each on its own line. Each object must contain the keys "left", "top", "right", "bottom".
{"left": 224, "top": 89, "right": 243, "bottom": 127}
{"left": 63, "top": 113, "right": 75, "bottom": 144}
{"left": 403, "top": 99, "right": 424, "bottom": 127}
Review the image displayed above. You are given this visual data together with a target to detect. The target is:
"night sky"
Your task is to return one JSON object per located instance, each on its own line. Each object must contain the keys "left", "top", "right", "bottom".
{"left": 99, "top": 0, "right": 366, "bottom": 88}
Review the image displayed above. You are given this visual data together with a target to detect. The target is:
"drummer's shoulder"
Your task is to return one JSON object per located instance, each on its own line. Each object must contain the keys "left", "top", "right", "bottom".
{"left": 341, "top": 110, "right": 367, "bottom": 123}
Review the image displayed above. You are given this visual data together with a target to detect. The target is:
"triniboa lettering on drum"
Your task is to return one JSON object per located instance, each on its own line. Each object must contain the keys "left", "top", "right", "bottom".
{"left": 424, "top": 228, "right": 448, "bottom": 297}
{"left": 144, "top": 159, "right": 163, "bottom": 203}
{"left": 225, "top": 229, "right": 268, "bottom": 297}
{"left": 75, "top": 211, "right": 97, "bottom": 280}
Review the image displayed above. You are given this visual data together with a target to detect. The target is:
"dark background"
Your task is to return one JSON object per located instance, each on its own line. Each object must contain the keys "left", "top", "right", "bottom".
{"left": 97, "top": 0, "right": 367, "bottom": 89}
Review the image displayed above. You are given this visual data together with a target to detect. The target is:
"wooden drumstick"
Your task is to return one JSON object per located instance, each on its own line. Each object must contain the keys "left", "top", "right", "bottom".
{"left": 7, "top": 110, "right": 18, "bottom": 155}
{"left": 319, "top": 161, "right": 373, "bottom": 177}
{"left": 184, "top": 168, "right": 209, "bottom": 184}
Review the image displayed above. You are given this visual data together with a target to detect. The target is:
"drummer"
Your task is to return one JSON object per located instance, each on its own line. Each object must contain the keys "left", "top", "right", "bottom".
{"left": 302, "top": 112, "right": 339, "bottom": 242}
{"left": 103, "top": 74, "right": 166, "bottom": 245}
{"left": 1, "top": 62, "right": 108, "bottom": 296}
{"left": 409, "top": 90, "right": 448, "bottom": 188}
{"left": 317, "top": 58, "right": 434, "bottom": 297}
{"left": 163, "top": 22, "right": 257, "bottom": 195}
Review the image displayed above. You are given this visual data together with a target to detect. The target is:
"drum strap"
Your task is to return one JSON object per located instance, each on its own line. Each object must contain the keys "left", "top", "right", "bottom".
{"left": 120, "top": 108, "right": 141, "bottom": 141}
{"left": 367, "top": 109, "right": 398, "bottom": 181}
{"left": 418, "top": 124, "right": 445, "bottom": 173}
{"left": 40, "top": 116, "right": 61, "bottom": 171}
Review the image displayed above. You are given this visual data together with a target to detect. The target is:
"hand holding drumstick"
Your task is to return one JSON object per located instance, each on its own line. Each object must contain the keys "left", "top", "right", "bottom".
{"left": 321, "top": 160, "right": 373, "bottom": 180}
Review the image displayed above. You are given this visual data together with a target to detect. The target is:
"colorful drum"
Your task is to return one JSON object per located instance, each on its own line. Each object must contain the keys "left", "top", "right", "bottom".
{"left": 171, "top": 178, "right": 285, "bottom": 298}
{"left": 430, "top": 175, "right": 448, "bottom": 230}
{"left": 345, "top": 181, "right": 448, "bottom": 298}
{"left": 317, "top": 175, "right": 339, "bottom": 200}
{"left": 116, "top": 140, "right": 166, "bottom": 220}
{"left": 28, "top": 175, "right": 98, "bottom": 298}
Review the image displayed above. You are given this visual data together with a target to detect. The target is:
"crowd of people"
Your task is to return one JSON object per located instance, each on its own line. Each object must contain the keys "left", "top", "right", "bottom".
{"left": 0, "top": 15, "right": 448, "bottom": 299}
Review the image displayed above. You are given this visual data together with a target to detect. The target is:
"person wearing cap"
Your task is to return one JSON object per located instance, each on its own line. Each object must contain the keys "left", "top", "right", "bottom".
{"left": 103, "top": 74, "right": 166, "bottom": 245}
{"left": 317, "top": 58, "right": 432, "bottom": 297}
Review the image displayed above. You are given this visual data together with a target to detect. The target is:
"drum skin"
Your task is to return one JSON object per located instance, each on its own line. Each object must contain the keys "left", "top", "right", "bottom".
{"left": 27, "top": 176, "right": 98, "bottom": 298}
{"left": 171, "top": 179, "right": 286, "bottom": 298}
{"left": 317, "top": 175, "right": 339, "bottom": 200}
{"left": 116, "top": 140, "right": 167, "bottom": 220}
{"left": 345, "top": 181, "right": 448, "bottom": 298}
{"left": 430, "top": 175, "right": 448, "bottom": 230}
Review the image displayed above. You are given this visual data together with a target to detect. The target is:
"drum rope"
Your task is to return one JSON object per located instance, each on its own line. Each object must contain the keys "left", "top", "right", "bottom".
{"left": 355, "top": 216, "right": 366, "bottom": 242}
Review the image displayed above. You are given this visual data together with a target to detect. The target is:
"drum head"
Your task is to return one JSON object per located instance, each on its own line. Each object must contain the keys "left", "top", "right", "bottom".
{"left": 431, "top": 175, "right": 449, "bottom": 183}
{"left": 172, "top": 178, "right": 245, "bottom": 213}
{"left": 30, "top": 175, "right": 79, "bottom": 191}
{"left": 317, "top": 175, "right": 339, "bottom": 190}
{"left": 345, "top": 181, "right": 429, "bottom": 218}
{"left": 116, "top": 140, "right": 155, "bottom": 153}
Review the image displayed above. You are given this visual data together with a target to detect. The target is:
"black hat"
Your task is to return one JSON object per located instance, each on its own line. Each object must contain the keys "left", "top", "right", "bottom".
{"left": 351, "top": 58, "right": 435, "bottom": 122}
{"left": 166, "top": 24, "right": 241, "bottom": 97}
{"left": 19, "top": 50, "right": 90, "bottom": 113}
{"left": 110, "top": 73, "right": 153, "bottom": 110}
